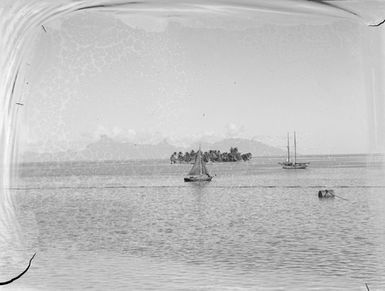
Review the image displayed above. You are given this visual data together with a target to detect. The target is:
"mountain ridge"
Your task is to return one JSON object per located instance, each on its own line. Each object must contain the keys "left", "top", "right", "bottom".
{"left": 22, "top": 135, "right": 285, "bottom": 162}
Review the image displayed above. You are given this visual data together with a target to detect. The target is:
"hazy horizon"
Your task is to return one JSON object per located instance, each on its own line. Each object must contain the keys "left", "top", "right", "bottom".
{"left": 20, "top": 134, "right": 384, "bottom": 160}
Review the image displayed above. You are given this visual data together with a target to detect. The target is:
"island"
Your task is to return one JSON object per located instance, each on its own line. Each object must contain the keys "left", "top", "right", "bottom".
{"left": 170, "top": 147, "right": 252, "bottom": 164}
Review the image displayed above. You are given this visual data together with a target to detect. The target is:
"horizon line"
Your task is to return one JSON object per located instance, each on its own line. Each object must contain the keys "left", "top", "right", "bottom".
{"left": 13, "top": 152, "right": 385, "bottom": 165}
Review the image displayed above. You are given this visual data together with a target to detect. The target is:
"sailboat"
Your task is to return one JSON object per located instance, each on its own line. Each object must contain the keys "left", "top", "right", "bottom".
{"left": 184, "top": 148, "right": 213, "bottom": 182}
{"left": 279, "top": 132, "right": 309, "bottom": 169}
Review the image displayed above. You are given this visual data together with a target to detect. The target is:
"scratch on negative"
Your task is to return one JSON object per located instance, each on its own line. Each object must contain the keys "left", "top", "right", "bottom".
{"left": 11, "top": 69, "right": 19, "bottom": 96}
{"left": 369, "top": 19, "right": 385, "bottom": 27}
{"left": 0, "top": 253, "right": 36, "bottom": 285}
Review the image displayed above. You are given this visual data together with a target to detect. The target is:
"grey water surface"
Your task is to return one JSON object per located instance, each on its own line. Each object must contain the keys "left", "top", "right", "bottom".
{"left": 9, "top": 155, "right": 385, "bottom": 290}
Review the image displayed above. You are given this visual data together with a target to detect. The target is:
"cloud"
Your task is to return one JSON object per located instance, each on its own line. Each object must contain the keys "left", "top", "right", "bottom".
{"left": 167, "top": 131, "right": 223, "bottom": 148}
{"left": 91, "top": 127, "right": 225, "bottom": 147}
{"left": 92, "top": 126, "right": 172, "bottom": 145}
{"left": 92, "top": 126, "right": 137, "bottom": 142}
{"left": 225, "top": 123, "right": 244, "bottom": 138}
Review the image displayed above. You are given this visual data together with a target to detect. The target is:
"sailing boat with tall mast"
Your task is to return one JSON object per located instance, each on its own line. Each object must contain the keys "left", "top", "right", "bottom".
{"left": 279, "top": 131, "right": 309, "bottom": 169}
{"left": 184, "top": 147, "right": 213, "bottom": 182}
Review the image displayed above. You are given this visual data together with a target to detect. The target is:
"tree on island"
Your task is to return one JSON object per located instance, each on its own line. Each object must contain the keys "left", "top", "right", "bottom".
{"left": 170, "top": 147, "right": 252, "bottom": 164}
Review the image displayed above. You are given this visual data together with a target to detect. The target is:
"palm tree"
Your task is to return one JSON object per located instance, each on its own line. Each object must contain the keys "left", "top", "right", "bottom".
{"left": 177, "top": 152, "right": 184, "bottom": 163}
{"left": 170, "top": 152, "right": 177, "bottom": 164}
{"left": 184, "top": 152, "right": 191, "bottom": 162}
{"left": 170, "top": 147, "right": 251, "bottom": 164}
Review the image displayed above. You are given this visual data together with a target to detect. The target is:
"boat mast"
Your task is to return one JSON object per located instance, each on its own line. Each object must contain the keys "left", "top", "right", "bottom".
{"left": 287, "top": 132, "right": 290, "bottom": 163}
{"left": 199, "top": 145, "right": 202, "bottom": 175}
{"left": 294, "top": 131, "right": 297, "bottom": 164}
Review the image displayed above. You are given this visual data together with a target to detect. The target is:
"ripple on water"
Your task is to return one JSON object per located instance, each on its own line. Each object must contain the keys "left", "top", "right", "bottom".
{"left": 11, "top": 159, "right": 385, "bottom": 290}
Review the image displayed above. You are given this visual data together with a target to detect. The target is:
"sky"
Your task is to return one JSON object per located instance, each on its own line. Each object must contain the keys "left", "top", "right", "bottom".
{"left": 19, "top": 7, "right": 374, "bottom": 155}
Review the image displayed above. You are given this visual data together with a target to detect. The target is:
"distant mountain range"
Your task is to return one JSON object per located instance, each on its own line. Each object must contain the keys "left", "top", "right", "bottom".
{"left": 22, "top": 135, "right": 285, "bottom": 162}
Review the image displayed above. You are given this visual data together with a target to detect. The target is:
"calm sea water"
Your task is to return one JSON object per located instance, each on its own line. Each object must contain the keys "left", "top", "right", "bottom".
{"left": 6, "top": 155, "right": 385, "bottom": 290}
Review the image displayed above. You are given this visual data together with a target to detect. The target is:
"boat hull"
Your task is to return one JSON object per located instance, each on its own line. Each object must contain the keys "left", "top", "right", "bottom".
{"left": 282, "top": 163, "right": 308, "bottom": 169}
{"left": 184, "top": 175, "right": 213, "bottom": 182}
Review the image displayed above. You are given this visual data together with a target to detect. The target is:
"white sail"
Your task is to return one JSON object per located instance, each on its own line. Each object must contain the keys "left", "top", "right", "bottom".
{"left": 188, "top": 150, "right": 210, "bottom": 176}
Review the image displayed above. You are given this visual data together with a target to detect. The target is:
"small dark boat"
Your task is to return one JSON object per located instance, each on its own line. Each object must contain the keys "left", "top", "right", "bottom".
{"left": 184, "top": 175, "right": 213, "bottom": 182}
{"left": 318, "top": 189, "right": 335, "bottom": 198}
{"left": 184, "top": 148, "right": 213, "bottom": 182}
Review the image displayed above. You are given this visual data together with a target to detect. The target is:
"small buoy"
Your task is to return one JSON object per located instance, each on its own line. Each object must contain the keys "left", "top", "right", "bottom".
{"left": 318, "top": 189, "right": 335, "bottom": 199}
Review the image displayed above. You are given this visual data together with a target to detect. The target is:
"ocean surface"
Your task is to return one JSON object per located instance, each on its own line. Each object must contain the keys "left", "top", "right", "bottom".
{"left": 6, "top": 154, "right": 385, "bottom": 290}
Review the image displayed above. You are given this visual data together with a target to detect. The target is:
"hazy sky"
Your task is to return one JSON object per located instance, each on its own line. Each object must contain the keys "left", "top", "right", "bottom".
{"left": 20, "top": 8, "right": 372, "bottom": 155}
